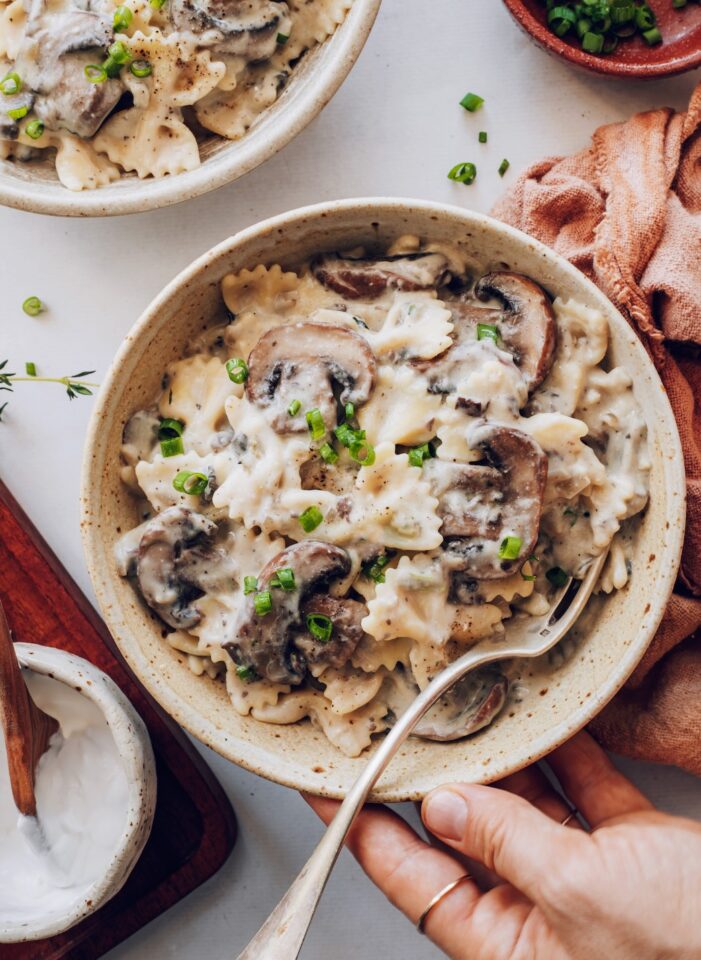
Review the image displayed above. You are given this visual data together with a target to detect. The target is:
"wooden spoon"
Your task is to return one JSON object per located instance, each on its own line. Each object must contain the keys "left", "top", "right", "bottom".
{"left": 0, "top": 599, "right": 58, "bottom": 817}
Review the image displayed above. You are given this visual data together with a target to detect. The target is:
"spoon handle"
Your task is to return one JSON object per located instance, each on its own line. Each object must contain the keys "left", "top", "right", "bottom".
{"left": 235, "top": 641, "right": 508, "bottom": 960}
{"left": 0, "top": 600, "right": 57, "bottom": 816}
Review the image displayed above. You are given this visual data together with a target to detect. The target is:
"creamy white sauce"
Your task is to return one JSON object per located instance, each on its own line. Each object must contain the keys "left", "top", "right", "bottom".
{"left": 0, "top": 673, "right": 129, "bottom": 927}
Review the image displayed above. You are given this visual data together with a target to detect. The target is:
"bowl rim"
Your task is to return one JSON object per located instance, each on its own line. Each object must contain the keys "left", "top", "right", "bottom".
{"left": 0, "top": 0, "right": 381, "bottom": 218}
{"left": 0, "top": 643, "right": 157, "bottom": 942}
{"left": 501, "top": 0, "right": 701, "bottom": 78}
{"left": 81, "top": 197, "right": 687, "bottom": 800}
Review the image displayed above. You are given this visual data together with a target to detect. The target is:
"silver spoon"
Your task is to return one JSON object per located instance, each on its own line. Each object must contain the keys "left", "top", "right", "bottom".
{"left": 236, "top": 550, "right": 608, "bottom": 960}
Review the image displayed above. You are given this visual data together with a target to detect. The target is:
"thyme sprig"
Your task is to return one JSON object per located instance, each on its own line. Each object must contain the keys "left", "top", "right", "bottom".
{"left": 0, "top": 360, "right": 98, "bottom": 421}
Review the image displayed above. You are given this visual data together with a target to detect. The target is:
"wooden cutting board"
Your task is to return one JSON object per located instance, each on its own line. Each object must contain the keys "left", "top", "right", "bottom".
{"left": 0, "top": 478, "right": 238, "bottom": 959}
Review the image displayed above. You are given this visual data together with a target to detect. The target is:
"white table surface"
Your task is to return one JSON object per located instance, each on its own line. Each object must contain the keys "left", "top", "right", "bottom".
{"left": 1, "top": 2, "right": 700, "bottom": 957}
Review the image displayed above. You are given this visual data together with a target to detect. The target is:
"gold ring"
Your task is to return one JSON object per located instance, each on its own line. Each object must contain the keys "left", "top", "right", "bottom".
{"left": 416, "top": 874, "right": 472, "bottom": 934}
{"left": 561, "top": 809, "right": 577, "bottom": 827}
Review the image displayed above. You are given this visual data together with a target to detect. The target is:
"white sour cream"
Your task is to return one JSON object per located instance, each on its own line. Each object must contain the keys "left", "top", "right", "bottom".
{"left": 0, "top": 672, "right": 129, "bottom": 926}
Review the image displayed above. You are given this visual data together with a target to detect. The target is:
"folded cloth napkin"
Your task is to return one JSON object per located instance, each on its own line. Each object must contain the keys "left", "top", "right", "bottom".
{"left": 493, "top": 83, "right": 701, "bottom": 775}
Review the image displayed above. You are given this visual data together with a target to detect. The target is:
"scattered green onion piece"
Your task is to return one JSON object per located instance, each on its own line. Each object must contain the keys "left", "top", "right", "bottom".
{"left": 498, "top": 536, "right": 523, "bottom": 561}
{"left": 0, "top": 72, "right": 21, "bottom": 95}
{"left": 160, "top": 436, "right": 184, "bottom": 457}
{"left": 149, "top": 0, "right": 167, "bottom": 9}
{"left": 349, "top": 439, "right": 375, "bottom": 466}
{"left": 7, "top": 105, "right": 28, "bottom": 120}
{"left": 447, "top": 161, "right": 477, "bottom": 185}
{"left": 546, "top": 566, "right": 569, "bottom": 588}
{"left": 130, "top": 60, "right": 152, "bottom": 78}
{"left": 334, "top": 421, "right": 358, "bottom": 447}
{"left": 226, "top": 357, "right": 248, "bottom": 384}
{"left": 547, "top": 5, "right": 577, "bottom": 36}
{"left": 498, "top": 158, "right": 510, "bottom": 177}
{"left": 276, "top": 32, "right": 289, "bottom": 44}
{"left": 477, "top": 322, "right": 499, "bottom": 343}
{"left": 408, "top": 443, "right": 432, "bottom": 468}
{"left": 158, "top": 417, "right": 184, "bottom": 440}
{"left": 25, "top": 362, "right": 36, "bottom": 376}
{"left": 582, "top": 30, "right": 604, "bottom": 53}
{"left": 243, "top": 575, "right": 258, "bottom": 595}
{"left": 459, "top": 91, "right": 484, "bottom": 112}
{"left": 85, "top": 64, "right": 107, "bottom": 84}
{"left": 22, "top": 296, "right": 43, "bottom": 316}
{"left": 299, "top": 505, "right": 323, "bottom": 532}
{"left": 25, "top": 119, "right": 44, "bottom": 140}
{"left": 275, "top": 567, "right": 296, "bottom": 591}
{"left": 236, "top": 665, "right": 257, "bottom": 682}
{"left": 478, "top": 130, "right": 487, "bottom": 143}
{"left": 344, "top": 402, "right": 355, "bottom": 420}
{"left": 172, "top": 469, "right": 208, "bottom": 496}
{"left": 520, "top": 562, "right": 537, "bottom": 582}
{"left": 635, "top": 4, "right": 655, "bottom": 30}
{"left": 306, "top": 613, "right": 333, "bottom": 643}
{"left": 363, "top": 553, "right": 391, "bottom": 583}
{"left": 642, "top": 26, "right": 662, "bottom": 44}
{"left": 288, "top": 398, "right": 301, "bottom": 416}
{"left": 109, "top": 40, "right": 131, "bottom": 64}
{"left": 319, "top": 441, "right": 338, "bottom": 465}
{"left": 113, "top": 5, "right": 133, "bottom": 31}
{"left": 254, "top": 591, "right": 272, "bottom": 616}
{"left": 306, "top": 407, "right": 326, "bottom": 441}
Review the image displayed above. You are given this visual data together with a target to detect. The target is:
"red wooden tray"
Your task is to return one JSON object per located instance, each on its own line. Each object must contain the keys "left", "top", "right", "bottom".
{"left": 0, "top": 478, "right": 237, "bottom": 959}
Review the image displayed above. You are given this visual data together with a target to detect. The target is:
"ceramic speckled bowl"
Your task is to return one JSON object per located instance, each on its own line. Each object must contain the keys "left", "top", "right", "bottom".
{"left": 0, "top": 1, "right": 380, "bottom": 217}
{"left": 2, "top": 644, "right": 156, "bottom": 943}
{"left": 80, "top": 199, "right": 686, "bottom": 801}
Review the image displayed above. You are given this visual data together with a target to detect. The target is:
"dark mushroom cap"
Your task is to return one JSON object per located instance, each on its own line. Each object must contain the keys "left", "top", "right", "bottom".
{"left": 226, "top": 540, "right": 352, "bottom": 685}
{"left": 474, "top": 272, "right": 556, "bottom": 393}
{"left": 169, "top": 0, "right": 289, "bottom": 59}
{"left": 312, "top": 252, "right": 453, "bottom": 300}
{"left": 295, "top": 595, "right": 368, "bottom": 671}
{"left": 413, "top": 666, "right": 508, "bottom": 741}
{"left": 246, "top": 321, "right": 377, "bottom": 433}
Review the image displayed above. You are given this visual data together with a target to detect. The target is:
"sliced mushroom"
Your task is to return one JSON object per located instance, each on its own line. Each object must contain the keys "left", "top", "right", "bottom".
{"left": 425, "top": 424, "right": 547, "bottom": 579}
{"left": 226, "top": 540, "right": 352, "bottom": 685}
{"left": 246, "top": 322, "right": 377, "bottom": 433}
{"left": 413, "top": 666, "right": 508, "bottom": 741}
{"left": 169, "top": 0, "right": 290, "bottom": 59}
{"left": 294, "top": 595, "right": 368, "bottom": 670}
{"left": 135, "top": 506, "right": 223, "bottom": 630}
{"left": 312, "top": 252, "right": 452, "bottom": 300}
{"left": 474, "top": 272, "right": 556, "bottom": 392}
{"left": 15, "top": 10, "right": 122, "bottom": 138}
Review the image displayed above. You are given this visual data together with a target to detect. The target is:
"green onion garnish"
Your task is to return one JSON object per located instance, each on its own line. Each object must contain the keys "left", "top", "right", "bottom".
{"left": 0, "top": 72, "right": 21, "bottom": 95}
{"left": 172, "top": 470, "right": 208, "bottom": 496}
{"left": 306, "top": 407, "right": 326, "bottom": 441}
{"left": 243, "top": 575, "right": 258, "bottom": 595}
{"left": 130, "top": 60, "right": 152, "bottom": 78}
{"left": 25, "top": 119, "right": 44, "bottom": 140}
{"left": 334, "top": 421, "right": 358, "bottom": 447}
{"left": 408, "top": 443, "right": 433, "bottom": 468}
{"left": 276, "top": 32, "right": 289, "bottom": 44}
{"left": 498, "top": 158, "right": 510, "bottom": 177}
{"left": 85, "top": 64, "right": 107, "bottom": 84}
{"left": 542, "top": 0, "right": 662, "bottom": 55}
{"left": 236, "top": 665, "right": 257, "bottom": 682}
{"left": 349, "top": 439, "right": 375, "bottom": 466}
{"left": 254, "top": 591, "right": 272, "bottom": 616}
{"left": 274, "top": 567, "right": 296, "bottom": 591}
{"left": 306, "top": 613, "right": 333, "bottom": 643}
{"left": 547, "top": 5, "right": 576, "bottom": 36}
{"left": 447, "top": 161, "right": 477, "bottom": 185}
{"left": 477, "top": 323, "right": 499, "bottom": 343}
{"left": 7, "top": 105, "right": 28, "bottom": 120}
{"left": 459, "top": 92, "right": 484, "bottom": 112}
{"left": 160, "top": 436, "right": 183, "bottom": 457}
{"left": 362, "top": 552, "right": 391, "bottom": 583}
{"left": 22, "top": 296, "right": 43, "bottom": 317}
{"left": 642, "top": 26, "right": 661, "bottom": 44}
{"left": 582, "top": 31, "right": 604, "bottom": 53}
{"left": 498, "top": 536, "right": 523, "bottom": 561}
{"left": 478, "top": 130, "right": 487, "bottom": 143}
{"left": 288, "top": 399, "right": 301, "bottom": 416}
{"left": 149, "top": 0, "right": 167, "bottom": 9}
{"left": 520, "top": 563, "right": 537, "bottom": 582}
{"left": 158, "top": 417, "right": 184, "bottom": 440}
{"left": 109, "top": 40, "right": 131, "bottom": 64}
{"left": 546, "top": 566, "right": 569, "bottom": 588}
{"left": 319, "top": 441, "right": 338, "bottom": 464}
{"left": 226, "top": 358, "right": 248, "bottom": 384}
{"left": 113, "top": 5, "right": 133, "bottom": 30}
{"left": 344, "top": 402, "right": 355, "bottom": 420}
{"left": 25, "top": 362, "right": 36, "bottom": 376}
{"left": 299, "top": 505, "right": 323, "bottom": 532}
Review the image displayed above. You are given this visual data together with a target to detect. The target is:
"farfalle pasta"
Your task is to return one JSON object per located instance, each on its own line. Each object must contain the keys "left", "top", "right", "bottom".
{"left": 116, "top": 235, "right": 650, "bottom": 756}
{"left": 0, "top": 0, "right": 352, "bottom": 190}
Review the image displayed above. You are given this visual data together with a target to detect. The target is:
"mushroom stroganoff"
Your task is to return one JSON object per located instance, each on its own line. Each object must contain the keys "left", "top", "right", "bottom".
{"left": 0, "top": 0, "right": 351, "bottom": 190}
{"left": 115, "top": 235, "right": 650, "bottom": 757}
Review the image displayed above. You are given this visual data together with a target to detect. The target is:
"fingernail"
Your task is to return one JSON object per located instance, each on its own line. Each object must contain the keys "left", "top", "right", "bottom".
{"left": 424, "top": 790, "right": 467, "bottom": 840}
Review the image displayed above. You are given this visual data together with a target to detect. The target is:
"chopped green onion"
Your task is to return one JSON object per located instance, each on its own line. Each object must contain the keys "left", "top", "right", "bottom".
{"left": 306, "top": 613, "right": 333, "bottom": 643}
{"left": 478, "top": 130, "right": 487, "bottom": 143}
{"left": 25, "top": 362, "right": 36, "bottom": 376}
{"left": 7, "top": 105, "right": 28, "bottom": 120}
{"left": 498, "top": 158, "right": 510, "bottom": 177}
{"left": 276, "top": 31, "right": 289, "bottom": 43}
{"left": 642, "top": 26, "right": 661, "bottom": 44}
{"left": 254, "top": 590, "right": 272, "bottom": 616}
{"left": 288, "top": 398, "right": 301, "bottom": 416}
{"left": 22, "top": 296, "right": 43, "bottom": 317}
{"left": 172, "top": 470, "right": 208, "bottom": 496}
{"left": 344, "top": 402, "right": 355, "bottom": 420}
{"left": 349, "top": 439, "right": 375, "bottom": 466}
{"left": 498, "top": 536, "right": 523, "bottom": 561}
{"left": 85, "top": 64, "right": 107, "bottom": 84}
{"left": 547, "top": 5, "right": 577, "bottom": 36}
{"left": 243, "top": 575, "right": 258, "bottom": 595}
{"left": 459, "top": 92, "right": 484, "bottom": 112}
{"left": 299, "top": 505, "right": 323, "bottom": 532}
{"left": 25, "top": 119, "right": 44, "bottom": 140}
{"left": 226, "top": 358, "right": 248, "bottom": 384}
{"left": 158, "top": 417, "right": 184, "bottom": 440}
{"left": 149, "top": 0, "right": 167, "bottom": 9}
{"left": 319, "top": 441, "right": 338, "bottom": 465}
{"left": 363, "top": 552, "right": 391, "bottom": 583}
{"left": 582, "top": 30, "right": 604, "bottom": 53}
{"left": 0, "top": 72, "right": 21, "bottom": 95}
{"left": 635, "top": 4, "right": 656, "bottom": 30}
{"left": 447, "top": 161, "right": 477, "bottom": 185}
{"left": 408, "top": 443, "right": 433, "bottom": 468}
{"left": 520, "top": 562, "right": 537, "bottom": 582}
{"left": 477, "top": 322, "right": 499, "bottom": 343}
{"left": 108, "top": 40, "right": 131, "bottom": 64}
{"left": 130, "top": 60, "right": 152, "bottom": 78}
{"left": 113, "top": 5, "right": 133, "bottom": 31}
{"left": 160, "top": 436, "right": 184, "bottom": 457}
{"left": 334, "top": 421, "right": 361, "bottom": 447}
{"left": 306, "top": 407, "right": 326, "bottom": 441}
{"left": 236, "top": 665, "right": 257, "bottom": 682}
{"left": 274, "top": 567, "right": 296, "bottom": 591}
{"left": 546, "top": 566, "right": 569, "bottom": 588}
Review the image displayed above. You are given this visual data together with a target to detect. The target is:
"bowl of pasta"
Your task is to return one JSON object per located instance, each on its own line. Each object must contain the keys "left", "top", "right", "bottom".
{"left": 0, "top": 0, "right": 380, "bottom": 216}
{"left": 81, "top": 198, "right": 685, "bottom": 800}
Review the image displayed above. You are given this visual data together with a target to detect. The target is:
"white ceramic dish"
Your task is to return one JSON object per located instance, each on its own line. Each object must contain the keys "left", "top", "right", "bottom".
{"left": 0, "top": 643, "right": 157, "bottom": 943}
{"left": 80, "top": 198, "right": 686, "bottom": 801}
{"left": 0, "top": 1, "right": 380, "bottom": 218}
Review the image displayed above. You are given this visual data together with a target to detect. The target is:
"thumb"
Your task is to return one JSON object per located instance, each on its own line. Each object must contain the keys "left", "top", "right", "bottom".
{"left": 422, "top": 784, "right": 583, "bottom": 902}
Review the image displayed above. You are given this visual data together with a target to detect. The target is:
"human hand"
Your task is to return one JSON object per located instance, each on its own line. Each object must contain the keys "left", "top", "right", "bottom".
{"left": 305, "top": 731, "right": 701, "bottom": 960}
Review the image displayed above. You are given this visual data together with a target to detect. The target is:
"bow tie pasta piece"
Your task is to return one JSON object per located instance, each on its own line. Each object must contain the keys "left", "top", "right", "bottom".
{"left": 135, "top": 449, "right": 230, "bottom": 512}
{"left": 0, "top": 1, "right": 26, "bottom": 59}
{"left": 13, "top": 126, "right": 120, "bottom": 191}
{"left": 518, "top": 412, "right": 607, "bottom": 505}
{"left": 281, "top": 0, "right": 353, "bottom": 62}
{"left": 365, "top": 292, "right": 454, "bottom": 360}
{"left": 358, "top": 365, "right": 442, "bottom": 446}
{"left": 317, "top": 665, "right": 387, "bottom": 716}
{"left": 159, "top": 355, "right": 238, "bottom": 456}
{"left": 351, "top": 636, "right": 412, "bottom": 675}
{"left": 195, "top": 65, "right": 278, "bottom": 140}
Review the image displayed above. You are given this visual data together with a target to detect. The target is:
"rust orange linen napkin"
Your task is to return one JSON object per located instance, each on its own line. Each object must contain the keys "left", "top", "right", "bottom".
{"left": 492, "top": 84, "right": 701, "bottom": 775}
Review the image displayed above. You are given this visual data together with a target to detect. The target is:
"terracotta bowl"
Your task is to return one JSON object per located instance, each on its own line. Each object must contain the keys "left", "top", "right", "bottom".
{"left": 503, "top": 0, "right": 701, "bottom": 78}
{"left": 81, "top": 198, "right": 686, "bottom": 801}
{"left": 0, "top": 0, "right": 380, "bottom": 217}
{"left": 1, "top": 644, "right": 156, "bottom": 943}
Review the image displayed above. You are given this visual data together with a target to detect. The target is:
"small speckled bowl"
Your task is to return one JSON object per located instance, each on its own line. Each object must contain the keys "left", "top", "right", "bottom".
{"left": 0, "top": 643, "right": 157, "bottom": 943}
{"left": 0, "top": 0, "right": 380, "bottom": 217}
{"left": 81, "top": 198, "right": 686, "bottom": 801}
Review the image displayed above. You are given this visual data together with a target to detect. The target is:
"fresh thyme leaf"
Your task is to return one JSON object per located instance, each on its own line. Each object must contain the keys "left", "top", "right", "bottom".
{"left": 71, "top": 370, "right": 96, "bottom": 378}
{"left": 0, "top": 402, "right": 7, "bottom": 422}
